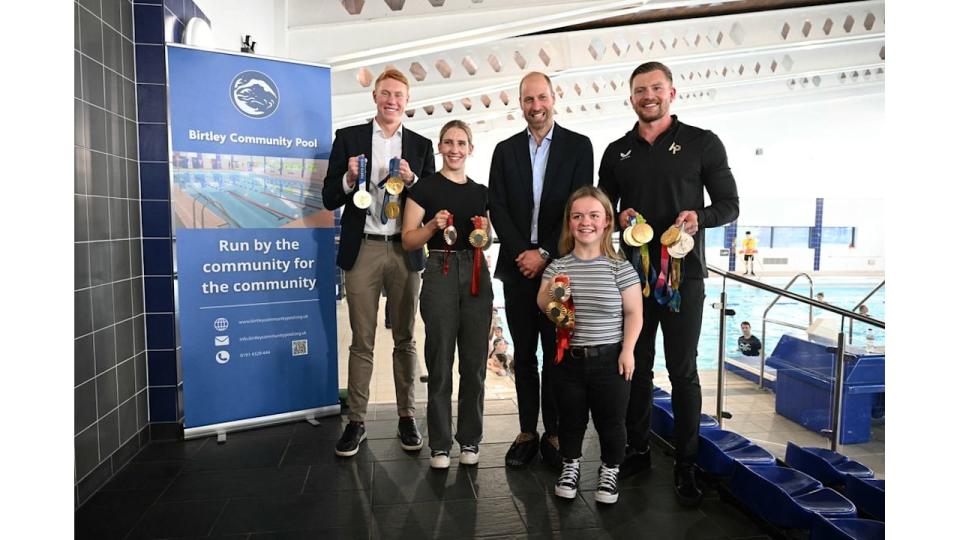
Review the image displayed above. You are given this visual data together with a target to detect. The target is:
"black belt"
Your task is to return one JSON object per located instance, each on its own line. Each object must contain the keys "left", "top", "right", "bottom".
{"left": 362, "top": 233, "right": 402, "bottom": 242}
{"left": 567, "top": 343, "right": 621, "bottom": 359}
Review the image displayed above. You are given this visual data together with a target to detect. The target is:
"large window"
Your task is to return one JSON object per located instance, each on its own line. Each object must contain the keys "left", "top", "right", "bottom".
{"left": 705, "top": 226, "right": 726, "bottom": 248}
{"left": 821, "top": 226, "right": 855, "bottom": 246}
{"left": 771, "top": 227, "right": 810, "bottom": 248}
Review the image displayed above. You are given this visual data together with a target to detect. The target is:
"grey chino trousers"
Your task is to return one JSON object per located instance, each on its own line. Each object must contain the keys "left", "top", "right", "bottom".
{"left": 420, "top": 250, "right": 493, "bottom": 452}
{"left": 343, "top": 239, "right": 421, "bottom": 422}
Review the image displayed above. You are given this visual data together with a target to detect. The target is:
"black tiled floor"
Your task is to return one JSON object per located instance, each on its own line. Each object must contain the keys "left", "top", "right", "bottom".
{"left": 75, "top": 400, "right": 773, "bottom": 539}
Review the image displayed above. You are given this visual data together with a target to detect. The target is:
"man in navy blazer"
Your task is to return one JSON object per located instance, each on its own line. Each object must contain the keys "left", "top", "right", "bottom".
{"left": 489, "top": 72, "right": 594, "bottom": 469}
{"left": 322, "top": 69, "right": 435, "bottom": 458}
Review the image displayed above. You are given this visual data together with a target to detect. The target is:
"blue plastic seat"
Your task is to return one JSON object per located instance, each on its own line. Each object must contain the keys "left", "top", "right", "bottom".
{"left": 844, "top": 476, "right": 885, "bottom": 521}
{"left": 652, "top": 386, "right": 671, "bottom": 401}
{"left": 785, "top": 442, "right": 875, "bottom": 485}
{"left": 698, "top": 429, "right": 776, "bottom": 476}
{"left": 730, "top": 463, "right": 857, "bottom": 529}
{"left": 810, "top": 517, "right": 884, "bottom": 540}
{"left": 651, "top": 399, "right": 720, "bottom": 438}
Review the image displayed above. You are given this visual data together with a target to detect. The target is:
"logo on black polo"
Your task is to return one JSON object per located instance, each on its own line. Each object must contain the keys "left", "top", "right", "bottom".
{"left": 230, "top": 71, "right": 280, "bottom": 119}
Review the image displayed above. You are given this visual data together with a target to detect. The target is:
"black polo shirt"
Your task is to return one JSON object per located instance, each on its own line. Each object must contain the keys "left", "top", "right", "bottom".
{"left": 598, "top": 115, "right": 739, "bottom": 279}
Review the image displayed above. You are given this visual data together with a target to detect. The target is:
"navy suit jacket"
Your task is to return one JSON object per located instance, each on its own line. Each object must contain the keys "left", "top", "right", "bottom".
{"left": 321, "top": 121, "right": 435, "bottom": 271}
{"left": 488, "top": 123, "right": 594, "bottom": 284}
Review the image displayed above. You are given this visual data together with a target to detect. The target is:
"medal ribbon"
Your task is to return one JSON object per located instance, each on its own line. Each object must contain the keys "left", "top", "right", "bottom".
{"left": 470, "top": 216, "right": 483, "bottom": 297}
{"left": 553, "top": 275, "right": 574, "bottom": 365}
{"left": 442, "top": 213, "right": 454, "bottom": 276}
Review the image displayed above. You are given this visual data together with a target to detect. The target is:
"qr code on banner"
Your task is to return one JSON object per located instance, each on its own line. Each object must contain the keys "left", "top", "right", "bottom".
{"left": 292, "top": 339, "right": 308, "bottom": 357}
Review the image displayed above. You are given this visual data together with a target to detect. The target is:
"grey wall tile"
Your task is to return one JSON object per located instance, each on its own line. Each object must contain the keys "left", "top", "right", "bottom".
{"left": 117, "top": 356, "right": 137, "bottom": 404}
{"left": 80, "top": 54, "right": 104, "bottom": 108}
{"left": 104, "top": 68, "right": 123, "bottom": 112}
{"left": 107, "top": 154, "right": 126, "bottom": 198}
{"left": 90, "top": 151, "right": 109, "bottom": 197}
{"left": 88, "top": 197, "right": 110, "bottom": 241}
{"left": 75, "top": 195, "right": 90, "bottom": 242}
{"left": 96, "top": 368, "right": 119, "bottom": 418}
{"left": 76, "top": 380, "right": 98, "bottom": 435}
{"left": 75, "top": 288, "right": 93, "bottom": 338}
{"left": 91, "top": 281, "right": 116, "bottom": 332}
{"left": 75, "top": 424, "right": 101, "bottom": 480}
{"left": 78, "top": 5, "right": 103, "bottom": 62}
{"left": 98, "top": 409, "right": 120, "bottom": 459}
{"left": 75, "top": 148, "right": 90, "bottom": 195}
{"left": 76, "top": 242, "right": 91, "bottom": 290}
{"left": 76, "top": 334, "right": 96, "bottom": 387}
{"left": 115, "top": 316, "right": 135, "bottom": 364}
{"left": 119, "top": 397, "right": 139, "bottom": 443}
{"left": 103, "top": 24, "right": 124, "bottom": 75}
{"left": 93, "top": 324, "right": 117, "bottom": 374}
{"left": 88, "top": 241, "right": 111, "bottom": 286}
{"left": 111, "top": 240, "right": 131, "bottom": 282}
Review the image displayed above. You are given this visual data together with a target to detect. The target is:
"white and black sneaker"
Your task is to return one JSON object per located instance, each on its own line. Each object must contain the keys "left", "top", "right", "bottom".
{"left": 430, "top": 450, "right": 451, "bottom": 469}
{"left": 554, "top": 458, "right": 581, "bottom": 499}
{"left": 595, "top": 463, "right": 620, "bottom": 504}
{"left": 459, "top": 444, "right": 479, "bottom": 465}
{"left": 335, "top": 421, "right": 367, "bottom": 457}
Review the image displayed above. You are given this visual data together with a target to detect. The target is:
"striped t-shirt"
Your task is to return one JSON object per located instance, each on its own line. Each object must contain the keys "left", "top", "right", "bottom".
{"left": 543, "top": 254, "right": 640, "bottom": 346}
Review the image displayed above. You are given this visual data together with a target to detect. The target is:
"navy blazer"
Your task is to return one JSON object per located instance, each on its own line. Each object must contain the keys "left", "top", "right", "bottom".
{"left": 321, "top": 121, "right": 435, "bottom": 271}
{"left": 488, "top": 123, "right": 594, "bottom": 284}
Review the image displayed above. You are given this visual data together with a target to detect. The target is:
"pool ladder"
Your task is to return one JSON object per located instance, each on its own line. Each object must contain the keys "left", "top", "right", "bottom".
{"left": 707, "top": 265, "right": 884, "bottom": 452}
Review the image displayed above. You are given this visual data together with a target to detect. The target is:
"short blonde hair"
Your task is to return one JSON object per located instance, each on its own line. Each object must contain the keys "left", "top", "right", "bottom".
{"left": 374, "top": 68, "right": 410, "bottom": 92}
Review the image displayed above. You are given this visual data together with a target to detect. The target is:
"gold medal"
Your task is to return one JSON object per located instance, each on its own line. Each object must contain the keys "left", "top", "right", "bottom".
{"left": 547, "top": 301, "right": 568, "bottom": 325}
{"left": 660, "top": 225, "right": 681, "bottom": 246}
{"left": 468, "top": 228, "right": 488, "bottom": 248}
{"left": 384, "top": 200, "right": 401, "bottom": 219}
{"left": 631, "top": 223, "right": 654, "bottom": 245}
{"left": 385, "top": 177, "right": 404, "bottom": 196}
{"left": 551, "top": 282, "right": 571, "bottom": 302}
{"left": 353, "top": 190, "right": 372, "bottom": 210}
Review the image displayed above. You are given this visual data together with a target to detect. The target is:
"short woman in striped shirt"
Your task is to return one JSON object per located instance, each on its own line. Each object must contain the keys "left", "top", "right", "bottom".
{"left": 536, "top": 186, "right": 643, "bottom": 504}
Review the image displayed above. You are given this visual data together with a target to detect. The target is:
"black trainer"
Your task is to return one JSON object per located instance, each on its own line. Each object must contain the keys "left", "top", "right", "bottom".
{"left": 335, "top": 421, "right": 366, "bottom": 457}
{"left": 674, "top": 463, "right": 703, "bottom": 507}
{"left": 398, "top": 417, "right": 423, "bottom": 451}
{"left": 539, "top": 433, "right": 562, "bottom": 470}
{"left": 595, "top": 463, "right": 620, "bottom": 504}
{"left": 620, "top": 444, "right": 652, "bottom": 477}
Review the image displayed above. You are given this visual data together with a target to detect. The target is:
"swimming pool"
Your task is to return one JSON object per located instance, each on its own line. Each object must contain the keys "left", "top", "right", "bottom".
{"left": 491, "top": 275, "right": 885, "bottom": 373}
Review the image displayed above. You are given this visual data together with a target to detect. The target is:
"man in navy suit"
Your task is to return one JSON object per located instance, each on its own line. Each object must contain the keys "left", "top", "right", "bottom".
{"left": 322, "top": 69, "right": 435, "bottom": 457}
{"left": 489, "top": 72, "right": 594, "bottom": 469}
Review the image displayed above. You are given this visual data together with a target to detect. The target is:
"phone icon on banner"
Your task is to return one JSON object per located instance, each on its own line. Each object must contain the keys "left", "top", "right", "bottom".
{"left": 215, "top": 351, "right": 231, "bottom": 364}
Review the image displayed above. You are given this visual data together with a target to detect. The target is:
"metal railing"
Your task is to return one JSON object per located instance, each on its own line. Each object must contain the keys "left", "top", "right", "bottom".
{"left": 759, "top": 272, "right": 814, "bottom": 390}
{"left": 706, "top": 264, "right": 884, "bottom": 451}
{"left": 848, "top": 280, "right": 885, "bottom": 344}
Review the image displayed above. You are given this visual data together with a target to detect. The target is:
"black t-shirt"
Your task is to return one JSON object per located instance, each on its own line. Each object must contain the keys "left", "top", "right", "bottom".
{"left": 408, "top": 173, "right": 489, "bottom": 251}
{"left": 738, "top": 335, "right": 762, "bottom": 356}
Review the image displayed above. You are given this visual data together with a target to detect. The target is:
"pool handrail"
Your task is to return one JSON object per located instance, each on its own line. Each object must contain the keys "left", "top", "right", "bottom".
{"left": 706, "top": 264, "right": 884, "bottom": 452}
{"left": 759, "top": 272, "right": 814, "bottom": 390}
{"left": 847, "top": 281, "right": 885, "bottom": 344}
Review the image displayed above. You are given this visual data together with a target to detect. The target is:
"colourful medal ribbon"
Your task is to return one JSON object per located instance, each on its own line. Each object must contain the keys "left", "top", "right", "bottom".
{"left": 668, "top": 257, "right": 682, "bottom": 312}
{"left": 470, "top": 216, "right": 483, "bottom": 296}
{"left": 653, "top": 244, "right": 671, "bottom": 303}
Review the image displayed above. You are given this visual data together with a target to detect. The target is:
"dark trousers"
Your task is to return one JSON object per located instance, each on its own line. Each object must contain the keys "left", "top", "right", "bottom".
{"left": 627, "top": 278, "right": 705, "bottom": 464}
{"left": 502, "top": 278, "right": 558, "bottom": 436}
{"left": 420, "top": 251, "right": 493, "bottom": 452}
{"left": 555, "top": 345, "right": 630, "bottom": 465}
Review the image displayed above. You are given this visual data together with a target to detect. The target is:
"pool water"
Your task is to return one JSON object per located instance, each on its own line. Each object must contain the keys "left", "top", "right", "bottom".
{"left": 491, "top": 276, "right": 885, "bottom": 372}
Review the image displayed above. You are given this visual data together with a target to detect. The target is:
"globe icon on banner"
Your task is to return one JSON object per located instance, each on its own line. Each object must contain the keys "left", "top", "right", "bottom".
{"left": 214, "top": 318, "right": 229, "bottom": 332}
{"left": 230, "top": 71, "right": 280, "bottom": 119}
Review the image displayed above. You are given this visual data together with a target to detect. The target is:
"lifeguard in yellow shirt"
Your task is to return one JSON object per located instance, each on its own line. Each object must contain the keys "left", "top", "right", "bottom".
{"left": 739, "top": 231, "right": 758, "bottom": 276}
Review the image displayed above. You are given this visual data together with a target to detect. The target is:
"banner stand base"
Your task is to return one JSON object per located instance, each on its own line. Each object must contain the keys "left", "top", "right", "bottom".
{"left": 184, "top": 404, "right": 341, "bottom": 441}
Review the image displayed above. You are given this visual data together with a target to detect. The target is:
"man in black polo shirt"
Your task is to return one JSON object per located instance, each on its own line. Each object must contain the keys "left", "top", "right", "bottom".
{"left": 598, "top": 61, "right": 739, "bottom": 507}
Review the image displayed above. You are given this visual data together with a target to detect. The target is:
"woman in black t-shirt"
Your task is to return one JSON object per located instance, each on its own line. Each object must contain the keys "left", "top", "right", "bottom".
{"left": 401, "top": 120, "right": 493, "bottom": 470}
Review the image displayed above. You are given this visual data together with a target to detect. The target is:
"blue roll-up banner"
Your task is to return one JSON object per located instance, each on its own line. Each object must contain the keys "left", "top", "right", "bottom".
{"left": 165, "top": 45, "right": 339, "bottom": 437}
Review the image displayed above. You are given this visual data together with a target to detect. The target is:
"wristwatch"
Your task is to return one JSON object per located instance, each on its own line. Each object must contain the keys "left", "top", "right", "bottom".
{"left": 537, "top": 247, "right": 550, "bottom": 261}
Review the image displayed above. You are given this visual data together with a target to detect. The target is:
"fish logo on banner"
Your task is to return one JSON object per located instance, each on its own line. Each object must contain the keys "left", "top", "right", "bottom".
{"left": 230, "top": 70, "right": 280, "bottom": 119}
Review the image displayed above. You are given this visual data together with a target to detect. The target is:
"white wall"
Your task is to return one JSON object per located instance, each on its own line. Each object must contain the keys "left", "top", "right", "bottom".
{"left": 193, "top": 0, "right": 286, "bottom": 57}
